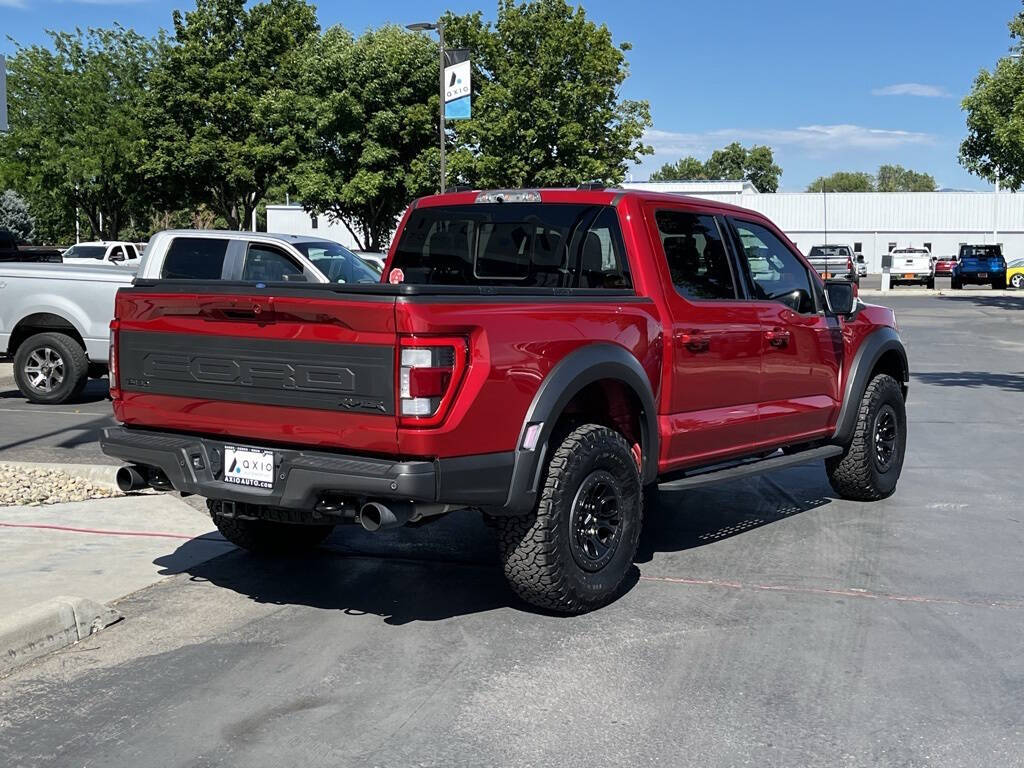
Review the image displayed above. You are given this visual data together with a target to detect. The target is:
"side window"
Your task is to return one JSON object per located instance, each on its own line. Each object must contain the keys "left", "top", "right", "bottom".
{"left": 577, "top": 207, "right": 631, "bottom": 289}
{"left": 161, "top": 237, "right": 228, "bottom": 280}
{"left": 126, "top": 244, "right": 139, "bottom": 260}
{"left": 732, "top": 219, "right": 816, "bottom": 314}
{"left": 241, "top": 243, "right": 304, "bottom": 282}
{"left": 654, "top": 209, "right": 736, "bottom": 300}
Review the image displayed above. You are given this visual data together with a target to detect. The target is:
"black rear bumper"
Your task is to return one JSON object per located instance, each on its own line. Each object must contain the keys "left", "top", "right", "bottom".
{"left": 100, "top": 426, "right": 513, "bottom": 510}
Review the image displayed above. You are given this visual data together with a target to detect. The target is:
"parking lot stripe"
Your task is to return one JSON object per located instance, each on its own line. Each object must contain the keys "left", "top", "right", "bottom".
{"left": 0, "top": 521, "right": 219, "bottom": 541}
{"left": 639, "top": 574, "right": 1023, "bottom": 609}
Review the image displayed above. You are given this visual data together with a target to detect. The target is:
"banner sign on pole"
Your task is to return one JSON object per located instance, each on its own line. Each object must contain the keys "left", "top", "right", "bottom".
{"left": 443, "top": 49, "right": 471, "bottom": 120}
{"left": 1, "top": 55, "right": 8, "bottom": 133}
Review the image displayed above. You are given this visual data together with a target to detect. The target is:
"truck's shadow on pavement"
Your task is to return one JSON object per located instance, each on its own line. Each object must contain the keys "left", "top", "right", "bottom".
{"left": 155, "top": 464, "right": 834, "bottom": 624}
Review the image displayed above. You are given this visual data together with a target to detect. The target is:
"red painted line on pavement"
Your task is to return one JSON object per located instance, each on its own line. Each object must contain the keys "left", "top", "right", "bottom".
{"left": 0, "top": 521, "right": 208, "bottom": 540}
{"left": 639, "top": 574, "right": 1023, "bottom": 609}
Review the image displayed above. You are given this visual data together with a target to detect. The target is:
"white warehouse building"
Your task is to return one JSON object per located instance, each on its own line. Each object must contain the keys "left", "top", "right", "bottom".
{"left": 267, "top": 181, "right": 1022, "bottom": 272}
{"left": 622, "top": 181, "right": 1020, "bottom": 272}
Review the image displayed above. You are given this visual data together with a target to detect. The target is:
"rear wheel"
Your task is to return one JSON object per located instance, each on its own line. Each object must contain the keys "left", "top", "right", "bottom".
{"left": 12, "top": 332, "right": 89, "bottom": 404}
{"left": 827, "top": 373, "right": 906, "bottom": 501}
{"left": 496, "top": 424, "right": 643, "bottom": 614}
{"left": 951, "top": 277, "right": 962, "bottom": 289}
{"left": 209, "top": 501, "right": 334, "bottom": 554}
{"left": 925, "top": 277, "right": 935, "bottom": 290}
{"left": 992, "top": 276, "right": 1007, "bottom": 290}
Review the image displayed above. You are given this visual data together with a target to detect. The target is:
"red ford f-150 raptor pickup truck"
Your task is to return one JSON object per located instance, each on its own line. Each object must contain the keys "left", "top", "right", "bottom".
{"left": 101, "top": 187, "right": 909, "bottom": 614}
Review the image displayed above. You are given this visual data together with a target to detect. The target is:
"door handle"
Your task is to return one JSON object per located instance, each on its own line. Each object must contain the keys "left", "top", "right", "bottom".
{"left": 765, "top": 327, "right": 791, "bottom": 348}
{"left": 676, "top": 330, "right": 711, "bottom": 353}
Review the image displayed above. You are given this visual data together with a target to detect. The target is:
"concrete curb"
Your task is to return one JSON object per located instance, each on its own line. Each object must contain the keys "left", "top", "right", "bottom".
{"left": 1, "top": 595, "right": 121, "bottom": 675}
{"left": 859, "top": 288, "right": 1022, "bottom": 297}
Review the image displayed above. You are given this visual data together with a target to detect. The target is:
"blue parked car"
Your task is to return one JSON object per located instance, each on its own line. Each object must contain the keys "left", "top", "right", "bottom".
{"left": 952, "top": 244, "right": 1007, "bottom": 289}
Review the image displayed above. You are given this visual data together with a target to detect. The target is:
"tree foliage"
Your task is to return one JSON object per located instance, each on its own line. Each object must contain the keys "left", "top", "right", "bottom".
{"left": 291, "top": 26, "right": 437, "bottom": 251}
{"left": 960, "top": 5, "right": 1024, "bottom": 190}
{"left": 0, "top": 189, "right": 36, "bottom": 242}
{"left": 442, "top": 0, "right": 651, "bottom": 188}
{"left": 649, "top": 142, "right": 782, "bottom": 192}
{"left": 807, "top": 165, "right": 935, "bottom": 192}
{"left": 806, "top": 171, "right": 875, "bottom": 192}
{"left": 0, "top": 26, "right": 155, "bottom": 242}
{"left": 876, "top": 163, "right": 936, "bottom": 192}
{"left": 143, "top": 0, "right": 319, "bottom": 230}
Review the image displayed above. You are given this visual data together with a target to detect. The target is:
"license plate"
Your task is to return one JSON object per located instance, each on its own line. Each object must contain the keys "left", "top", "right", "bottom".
{"left": 978, "top": 272, "right": 988, "bottom": 278}
{"left": 903, "top": 273, "right": 915, "bottom": 279}
{"left": 223, "top": 445, "right": 275, "bottom": 489}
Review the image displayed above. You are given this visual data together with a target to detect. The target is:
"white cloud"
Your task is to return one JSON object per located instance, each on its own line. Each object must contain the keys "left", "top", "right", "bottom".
{"left": 643, "top": 123, "right": 936, "bottom": 158}
{"left": 871, "top": 83, "right": 951, "bottom": 98}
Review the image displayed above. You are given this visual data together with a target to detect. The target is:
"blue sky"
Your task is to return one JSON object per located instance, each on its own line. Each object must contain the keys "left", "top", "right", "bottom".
{"left": 1, "top": 0, "right": 1019, "bottom": 190}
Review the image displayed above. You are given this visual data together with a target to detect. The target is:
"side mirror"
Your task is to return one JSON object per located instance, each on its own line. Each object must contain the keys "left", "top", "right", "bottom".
{"left": 109, "top": 253, "right": 125, "bottom": 263}
{"left": 824, "top": 279, "right": 855, "bottom": 315}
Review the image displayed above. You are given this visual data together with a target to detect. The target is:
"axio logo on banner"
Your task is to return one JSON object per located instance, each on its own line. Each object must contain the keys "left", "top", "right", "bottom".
{"left": 1, "top": 55, "right": 8, "bottom": 134}
{"left": 443, "top": 48, "right": 471, "bottom": 120}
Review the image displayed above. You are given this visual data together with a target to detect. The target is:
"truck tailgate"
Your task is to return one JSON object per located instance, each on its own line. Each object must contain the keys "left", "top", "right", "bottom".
{"left": 112, "top": 286, "right": 398, "bottom": 454}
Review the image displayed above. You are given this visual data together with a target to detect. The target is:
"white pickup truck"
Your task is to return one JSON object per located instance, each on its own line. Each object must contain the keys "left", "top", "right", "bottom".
{"left": 0, "top": 262, "right": 135, "bottom": 403}
{"left": 1, "top": 231, "right": 377, "bottom": 403}
{"left": 888, "top": 247, "right": 933, "bottom": 286}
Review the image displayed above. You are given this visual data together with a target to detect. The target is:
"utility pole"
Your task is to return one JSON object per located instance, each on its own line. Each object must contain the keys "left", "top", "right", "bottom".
{"left": 407, "top": 20, "right": 446, "bottom": 193}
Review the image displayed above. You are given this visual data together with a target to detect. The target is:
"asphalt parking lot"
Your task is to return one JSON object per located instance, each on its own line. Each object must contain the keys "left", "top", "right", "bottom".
{"left": 1, "top": 290, "right": 1022, "bottom": 767}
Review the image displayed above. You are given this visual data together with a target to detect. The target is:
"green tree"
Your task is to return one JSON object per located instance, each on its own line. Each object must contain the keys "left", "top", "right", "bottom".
{"left": 876, "top": 163, "right": 936, "bottom": 192}
{"left": 291, "top": 25, "right": 437, "bottom": 251}
{"left": 0, "top": 190, "right": 36, "bottom": 242}
{"left": 806, "top": 171, "right": 875, "bottom": 192}
{"left": 649, "top": 157, "right": 707, "bottom": 182}
{"left": 0, "top": 27, "right": 155, "bottom": 242}
{"left": 961, "top": 5, "right": 1024, "bottom": 189}
{"left": 744, "top": 145, "right": 783, "bottom": 193}
{"left": 648, "top": 142, "right": 782, "bottom": 191}
{"left": 442, "top": 0, "right": 652, "bottom": 188}
{"left": 143, "top": 0, "right": 319, "bottom": 230}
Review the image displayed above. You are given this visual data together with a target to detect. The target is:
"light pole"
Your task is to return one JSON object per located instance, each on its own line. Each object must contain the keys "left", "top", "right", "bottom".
{"left": 407, "top": 21, "right": 446, "bottom": 193}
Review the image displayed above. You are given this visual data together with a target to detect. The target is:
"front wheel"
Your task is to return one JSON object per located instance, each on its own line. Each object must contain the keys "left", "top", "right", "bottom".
{"left": 1010, "top": 273, "right": 1024, "bottom": 289}
{"left": 209, "top": 502, "right": 334, "bottom": 554}
{"left": 827, "top": 373, "right": 907, "bottom": 501}
{"left": 496, "top": 424, "right": 643, "bottom": 614}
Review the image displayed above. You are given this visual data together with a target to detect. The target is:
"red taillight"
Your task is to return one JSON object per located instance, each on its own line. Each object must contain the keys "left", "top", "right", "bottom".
{"left": 397, "top": 336, "right": 467, "bottom": 427}
{"left": 108, "top": 319, "right": 120, "bottom": 395}
{"left": 847, "top": 257, "right": 854, "bottom": 272}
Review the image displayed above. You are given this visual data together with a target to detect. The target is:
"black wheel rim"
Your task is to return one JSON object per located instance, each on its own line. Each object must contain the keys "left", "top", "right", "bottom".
{"left": 568, "top": 470, "right": 623, "bottom": 572}
{"left": 23, "top": 346, "right": 66, "bottom": 393}
{"left": 873, "top": 404, "right": 898, "bottom": 472}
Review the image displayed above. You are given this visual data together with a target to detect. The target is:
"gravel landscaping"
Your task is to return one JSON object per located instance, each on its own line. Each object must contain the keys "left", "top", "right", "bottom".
{"left": 0, "top": 463, "right": 120, "bottom": 507}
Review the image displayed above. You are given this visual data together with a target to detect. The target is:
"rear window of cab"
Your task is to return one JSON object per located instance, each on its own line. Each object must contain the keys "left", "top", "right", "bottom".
{"left": 390, "top": 203, "right": 631, "bottom": 289}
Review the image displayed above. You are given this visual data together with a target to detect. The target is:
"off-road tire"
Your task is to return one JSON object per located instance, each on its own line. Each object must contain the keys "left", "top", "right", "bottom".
{"left": 827, "top": 373, "right": 906, "bottom": 501}
{"left": 209, "top": 501, "right": 334, "bottom": 554}
{"left": 496, "top": 424, "right": 643, "bottom": 614}
{"left": 13, "top": 332, "right": 89, "bottom": 405}
{"left": 992, "top": 276, "right": 1007, "bottom": 290}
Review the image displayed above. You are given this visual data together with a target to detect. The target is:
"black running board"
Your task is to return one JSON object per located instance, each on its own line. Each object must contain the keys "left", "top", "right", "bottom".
{"left": 657, "top": 445, "right": 843, "bottom": 491}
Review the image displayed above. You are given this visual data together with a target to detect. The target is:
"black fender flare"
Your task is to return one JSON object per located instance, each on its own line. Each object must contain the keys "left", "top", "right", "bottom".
{"left": 832, "top": 326, "right": 909, "bottom": 445}
{"left": 500, "top": 343, "right": 659, "bottom": 515}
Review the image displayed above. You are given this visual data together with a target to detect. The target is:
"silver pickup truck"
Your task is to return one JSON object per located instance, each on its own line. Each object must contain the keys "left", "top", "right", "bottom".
{"left": 0, "top": 262, "right": 135, "bottom": 403}
{"left": 2, "top": 231, "right": 378, "bottom": 404}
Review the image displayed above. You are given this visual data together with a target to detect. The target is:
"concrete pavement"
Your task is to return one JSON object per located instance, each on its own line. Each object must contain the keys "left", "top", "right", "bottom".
{"left": 0, "top": 294, "right": 1022, "bottom": 766}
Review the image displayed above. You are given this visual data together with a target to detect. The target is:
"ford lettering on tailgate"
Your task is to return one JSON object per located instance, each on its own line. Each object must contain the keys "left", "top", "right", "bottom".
{"left": 117, "top": 330, "right": 394, "bottom": 414}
